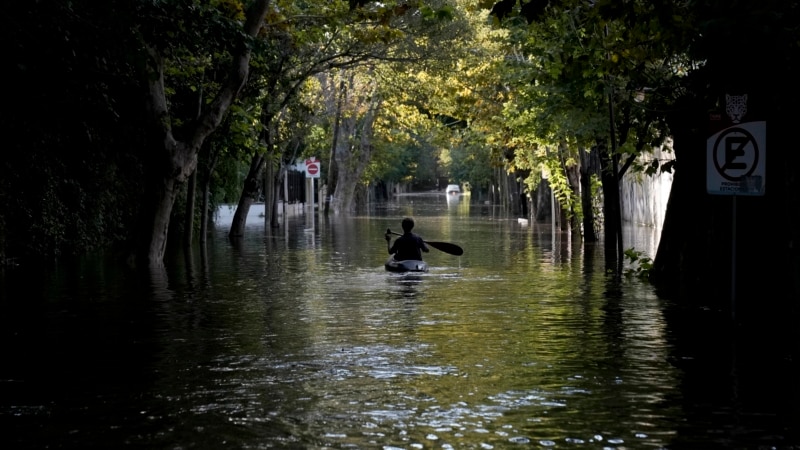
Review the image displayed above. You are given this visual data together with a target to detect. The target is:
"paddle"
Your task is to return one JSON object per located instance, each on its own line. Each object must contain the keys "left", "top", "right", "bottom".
{"left": 386, "top": 229, "right": 464, "bottom": 256}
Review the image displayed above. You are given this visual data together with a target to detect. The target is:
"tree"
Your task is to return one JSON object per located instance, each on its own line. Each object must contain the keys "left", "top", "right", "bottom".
{"left": 488, "top": 0, "right": 677, "bottom": 271}
{"left": 134, "top": 0, "right": 272, "bottom": 266}
{"left": 328, "top": 70, "right": 383, "bottom": 213}
{"left": 648, "top": 0, "right": 800, "bottom": 318}
{"left": 3, "top": 1, "right": 152, "bottom": 262}
{"left": 219, "top": 0, "right": 462, "bottom": 225}
{"left": 307, "top": 1, "right": 477, "bottom": 212}
{"left": 361, "top": 1, "right": 509, "bottom": 200}
{"left": 487, "top": 0, "right": 799, "bottom": 321}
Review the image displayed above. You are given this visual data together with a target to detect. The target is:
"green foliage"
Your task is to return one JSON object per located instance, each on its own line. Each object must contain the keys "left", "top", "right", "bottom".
{"left": 630, "top": 150, "right": 676, "bottom": 177}
{"left": 4, "top": 0, "right": 150, "bottom": 260}
{"left": 589, "top": 172, "right": 603, "bottom": 232}
{"left": 623, "top": 247, "right": 653, "bottom": 280}
{"left": 486, "top": 0, "right": 690, "bottom": 224}
{"left": 5, "top": 0, "right": 799, "bottom": 264}
{"left": 447, "top": 130, "right": 495, "bottom": 190}
{"left": 541, "top": 157, "right": 576, "bottom": 218}
{"left": 213, "top": 156, "right": 247, "bottom": 204}
{"left": 2, "top": 135, "right": 143, "bottom": 260}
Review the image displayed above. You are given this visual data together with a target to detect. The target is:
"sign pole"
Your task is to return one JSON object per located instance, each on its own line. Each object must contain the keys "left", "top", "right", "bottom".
{"left": 706, "top": 94, "right": 765, "bottom": 322}
{"left": 311, "top": 177, "right": 315, "bottom": 214}
{"left": 305, "top": 176, "right": 315, "bottom": 232}
{"left": 299, "top": 156, "right": 321, "bottom": 231}
{"left": 731, "top": 195, "right": 736, "bottom": 321}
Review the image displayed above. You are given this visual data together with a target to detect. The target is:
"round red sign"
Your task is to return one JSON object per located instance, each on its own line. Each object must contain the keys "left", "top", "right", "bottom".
{"left": 307, "top": 163, "right": 319, "bottom": 175}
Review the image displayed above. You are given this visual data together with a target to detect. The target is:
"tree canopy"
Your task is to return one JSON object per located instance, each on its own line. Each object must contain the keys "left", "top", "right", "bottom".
{"left": 3, "top": 0, "right": 800, "bottom": 312}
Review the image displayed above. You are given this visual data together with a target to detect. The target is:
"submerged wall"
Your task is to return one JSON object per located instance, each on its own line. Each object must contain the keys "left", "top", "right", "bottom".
{"left": 619, "top": 145, "right": 674, "bottom": 255}
{"left": 620, "top": 145, "right": 674, "bottom": 230}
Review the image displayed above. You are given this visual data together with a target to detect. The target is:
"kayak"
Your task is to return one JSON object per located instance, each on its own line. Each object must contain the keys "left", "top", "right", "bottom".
{"left": 384, "top": 256, "right": 428, "bottom": 273}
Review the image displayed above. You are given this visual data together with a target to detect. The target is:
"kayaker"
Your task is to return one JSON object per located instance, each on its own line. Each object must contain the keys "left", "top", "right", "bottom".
{"left": 386, "top": 217, "right": 429, "bottom": 261}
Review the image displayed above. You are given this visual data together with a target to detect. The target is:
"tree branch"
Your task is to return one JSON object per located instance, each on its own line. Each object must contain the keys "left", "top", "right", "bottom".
{"left": 191, "top": 0, "right": 272, "bottom": 150}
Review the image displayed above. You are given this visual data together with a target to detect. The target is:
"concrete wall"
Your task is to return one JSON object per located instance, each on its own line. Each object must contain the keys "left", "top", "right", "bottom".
{"left": 215, "top": 201, "right": 308, "bottom": 229}
{"left": 620, "top": 144, "right": 674, "bottom": 230}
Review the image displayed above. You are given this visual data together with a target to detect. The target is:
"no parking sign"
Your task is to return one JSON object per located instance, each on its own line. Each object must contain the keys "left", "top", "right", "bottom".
{"left": 706, "top": 95, "right": 766, "bottom": 196}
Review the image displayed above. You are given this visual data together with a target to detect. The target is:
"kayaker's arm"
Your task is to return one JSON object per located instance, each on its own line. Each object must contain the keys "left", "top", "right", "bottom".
{"left": 420, "top": 238, "right": 429, "bottom": 253}
{"left": 385, "top": 228, "right": 393, "bottom": 254}
{"left": 387, "top": 229, "right": 463, "bottom": 256}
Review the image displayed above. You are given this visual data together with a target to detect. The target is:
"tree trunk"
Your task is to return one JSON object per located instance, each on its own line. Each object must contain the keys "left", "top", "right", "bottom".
{"left": 263, "top": 160, "right": 274, "bottom": 228}
{"left": 324, "top": 75, "right": 346, "bottom": 215}
{"left": 262, "top": 155, "right": 277, "bottom": 229}
{"left": 580, "top": 147, "right": 599, "bottom": 242}
{"left": 199, "top": 150, "right": 218, "bottom": 245}
{"left": 330, "top": 114, "right": 354, "bottom": 214}
{"left": 563, "top": 156, "right": 581, "bottom": 239}
{"left": 598, "top": 144, "right": 622, "bottom": 273}
{"left": 600, "top": 45, "right": 623, "bottom": 274}
{"left": 330, "top": 76, "right": 380, "bottom": 215}
{"left": 184, "top": 169, "right": 197, "bottom": 247}
{"left": 496, "top": 167, "right": 511, "bottom": 211}
{"left": 600, "top": 104, "right": 623, "bottom": 274}
{"left": 229, "top": 152, "right": 265, "bottom": 238}
{"left": 271, "top": 159, "right": 292, "bottom": 229}
{"left": 270, "top": 172, "right": 282, "bottom": 229}
{"left": 136, "top": 0, "right": 271, "bottom": 266}
{"left": 514, "top": 178, "right": 520, "bottom": 214}
{"left": 533, "top": 178, "right": 551, "bottom": 222}
{"left": 200, "top": 173, "right": 211, "bottom": 245}
{"left": 650, "top": 94, "right": 709, "bottom": 296}
{"left": 140, "top": 175, "right": 180, "bottom": 266}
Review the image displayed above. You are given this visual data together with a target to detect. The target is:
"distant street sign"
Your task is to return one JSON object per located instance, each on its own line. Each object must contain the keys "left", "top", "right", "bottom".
{"left": 304, "top": 157, "right": 320, "bottom": 179}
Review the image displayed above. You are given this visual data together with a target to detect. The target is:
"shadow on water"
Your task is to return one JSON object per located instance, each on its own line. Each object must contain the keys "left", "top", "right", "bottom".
{"left": 0, "top": 194, "right": 797, "bottom": 449}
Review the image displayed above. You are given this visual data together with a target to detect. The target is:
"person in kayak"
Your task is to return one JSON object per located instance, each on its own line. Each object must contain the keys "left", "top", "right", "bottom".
{"left": 386, "top": 217, "right": 429, "bottom": 261}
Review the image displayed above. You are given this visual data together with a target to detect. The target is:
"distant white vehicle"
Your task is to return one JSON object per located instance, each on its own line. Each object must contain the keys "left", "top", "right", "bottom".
{"left": 446, "top": 184, "right": 460, "bottom": 194}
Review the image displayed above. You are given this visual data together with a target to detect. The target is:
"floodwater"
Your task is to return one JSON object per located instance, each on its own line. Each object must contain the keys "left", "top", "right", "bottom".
{"left": 1, "top": 193, "right": 797, "bottom": 449}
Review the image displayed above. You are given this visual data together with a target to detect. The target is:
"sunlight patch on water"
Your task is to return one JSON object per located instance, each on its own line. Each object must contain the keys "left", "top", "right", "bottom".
{"left": 324, "top": 344, "right": 458, "bottom": 380}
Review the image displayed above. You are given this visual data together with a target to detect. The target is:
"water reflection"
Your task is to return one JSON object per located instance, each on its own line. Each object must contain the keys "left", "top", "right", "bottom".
{"left": 0, "top": 194, "right": 796, "bottom": 449}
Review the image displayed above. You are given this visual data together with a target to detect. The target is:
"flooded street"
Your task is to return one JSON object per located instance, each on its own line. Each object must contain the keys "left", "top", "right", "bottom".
{"left": 1, "top": 194, "right": 797, "bottom": 449}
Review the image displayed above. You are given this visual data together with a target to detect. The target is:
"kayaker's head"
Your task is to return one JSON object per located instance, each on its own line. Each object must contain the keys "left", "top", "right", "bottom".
{"left": 401, "top": 217, "right": 414, "bottom": 233}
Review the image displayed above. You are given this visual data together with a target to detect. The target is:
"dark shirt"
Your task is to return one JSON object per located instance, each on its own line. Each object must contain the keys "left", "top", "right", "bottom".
{"left": 388, "top": 232, "right": 429, "bottom": 261}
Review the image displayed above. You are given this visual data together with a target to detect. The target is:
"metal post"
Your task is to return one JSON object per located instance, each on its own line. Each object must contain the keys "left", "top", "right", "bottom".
{"left": 731, "top": 195, "right": 737, "bottom": 321}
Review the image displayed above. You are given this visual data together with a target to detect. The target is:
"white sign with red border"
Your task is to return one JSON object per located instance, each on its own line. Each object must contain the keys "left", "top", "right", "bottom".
{"left": 303, "top": 157, "right": 321, "bottom": 179}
